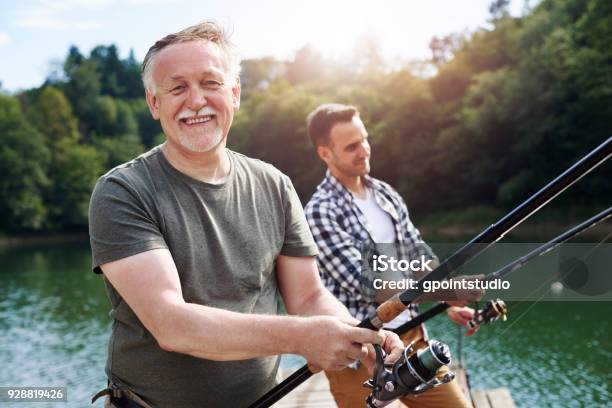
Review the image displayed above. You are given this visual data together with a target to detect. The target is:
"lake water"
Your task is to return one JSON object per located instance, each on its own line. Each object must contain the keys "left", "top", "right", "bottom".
{"left": 0, "top": 242, "right": 610, "bottom": 407}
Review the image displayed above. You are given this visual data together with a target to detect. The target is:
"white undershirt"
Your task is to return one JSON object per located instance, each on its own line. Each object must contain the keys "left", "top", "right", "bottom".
{"left": 353, "top": 187, "right": 413, "bottom": 330}
{"left": 352, "top": 188, "right": 396, "bottom": 243}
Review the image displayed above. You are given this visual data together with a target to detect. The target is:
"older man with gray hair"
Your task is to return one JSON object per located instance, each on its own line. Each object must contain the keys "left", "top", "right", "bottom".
{"left": 89, "top": 22, "right": 403, "bottom": 408}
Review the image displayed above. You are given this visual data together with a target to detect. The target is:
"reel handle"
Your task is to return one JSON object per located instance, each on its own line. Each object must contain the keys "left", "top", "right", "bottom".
{"left": 468, "top": 299, "right": 507, "bottom": 329}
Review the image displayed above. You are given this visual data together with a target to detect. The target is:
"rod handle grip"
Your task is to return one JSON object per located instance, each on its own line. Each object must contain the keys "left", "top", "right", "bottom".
{"left": 376, "top": 294, "right": 406, "bottom": 323}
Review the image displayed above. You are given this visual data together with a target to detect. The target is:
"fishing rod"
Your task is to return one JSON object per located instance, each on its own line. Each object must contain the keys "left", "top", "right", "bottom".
{"left": 364, "top": 206, "right": 611, "bottom": 407}
{"left": 248, "top": 136, "right": 612, "bottom": 408}
{"left": 390, "top": 206, "right": 612, "bottom": 336}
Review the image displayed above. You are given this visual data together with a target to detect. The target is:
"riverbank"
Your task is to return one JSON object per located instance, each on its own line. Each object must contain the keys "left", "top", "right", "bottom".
{"left": 1, "top": 205, "right": 608, "bottom": 246}
{"left": 417, "top": 205, "right": 611, "bottom": 241}
{"left": 0, "top": 232, "right": 89, "bottom": 246}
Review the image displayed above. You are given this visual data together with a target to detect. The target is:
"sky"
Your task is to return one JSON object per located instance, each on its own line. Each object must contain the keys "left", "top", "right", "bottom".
{"left": 0, "top": 0, "right": 527, "bottom": 93}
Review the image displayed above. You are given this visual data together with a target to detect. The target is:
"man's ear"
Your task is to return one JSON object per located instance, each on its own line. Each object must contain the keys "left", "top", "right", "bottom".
{"left": 232, "top": 76, "right": 241, "bottom": 110}
{"left": 145, "top": 89, "right": 160, "bottom": 120}
{"left": 317, "top": 145, "right": 332, "bottom": 165}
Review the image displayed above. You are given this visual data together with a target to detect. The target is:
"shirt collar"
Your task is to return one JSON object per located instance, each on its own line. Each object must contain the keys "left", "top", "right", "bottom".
{"left": 324, "top": 170, "right": 375, "bottom": 200}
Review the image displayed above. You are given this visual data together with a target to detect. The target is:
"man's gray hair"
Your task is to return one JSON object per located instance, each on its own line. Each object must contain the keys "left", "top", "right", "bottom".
{"left": 142, "top": 21, "right": 241, "bottom": 94}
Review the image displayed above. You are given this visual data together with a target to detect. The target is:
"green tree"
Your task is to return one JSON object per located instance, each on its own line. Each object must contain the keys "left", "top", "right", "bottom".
{"left": 130, "top": 99, "right": 162, "bottom": 147}
{"left": 120, "top": 49, "right": 145, "bottom": 98}
{"left": 90, "top": 45, "right": 125, "bottom": 97}
{"left": 29, "top": 87, "right": 104, "bottom": 229}
{"left": 30, "top": 87, "right": 80, "bottom": 144}
{"left": 50, "top": 139, "right": 104, "bottom": 228}
{"left": 0, "top": 94, "right": 50, "bottom": 231}
{"left": 63, "top": 58, "right": 101, "bottom": 136}
{"left": 91, "top": 95, "right": 139, "bottom": 137}
{"left": 231, "top": 81, "right": 323, "bottom": 199}
{"left": 240, "top": 57, "right": 286, "bottom": 94}
{"left": 93, "top": 133, "right": 145, "bottom": 169}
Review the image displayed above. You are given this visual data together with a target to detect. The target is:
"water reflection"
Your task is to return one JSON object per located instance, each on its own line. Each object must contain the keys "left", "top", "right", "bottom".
{"left": 1, "top": 243, "right": 610, "bottom": 407}
{"left": 425, "top": 301, "right": 612, "bottom": 407}
{"left": 0, "top": 242, "right": 109, "bottom": 407}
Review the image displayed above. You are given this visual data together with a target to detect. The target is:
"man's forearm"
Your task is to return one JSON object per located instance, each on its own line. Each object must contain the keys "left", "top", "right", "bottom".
{"left": 290, "top": 286, "right": 355, "bottom": 321}
{"left": 156, "top": 302, "right": 312, "bottom": 360}
{"left": 276, "top": 255, "right": 355, "bottom": 321}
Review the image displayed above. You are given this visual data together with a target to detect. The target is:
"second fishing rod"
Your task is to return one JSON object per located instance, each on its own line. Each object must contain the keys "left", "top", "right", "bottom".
{"left": 391, "top": 206, "right": 612, "bottom": 336}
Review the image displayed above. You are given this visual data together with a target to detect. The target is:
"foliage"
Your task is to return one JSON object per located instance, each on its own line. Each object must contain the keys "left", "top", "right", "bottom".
{"left": 0, "top": 0, "right": 610, "bottom": 234}
{"left": 0, "top": 94, "right": 50, "bottom": 231}
{"left": 27, "top": 87, "right": 104, "bottom": 229}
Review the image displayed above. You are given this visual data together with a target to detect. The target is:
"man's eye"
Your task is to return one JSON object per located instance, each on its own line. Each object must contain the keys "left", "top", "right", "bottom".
{"left": 170, "top": 85, "right": 185, "bottom": 93}
{"left": 204, "top": 81, "right": 223, "bottom": 89}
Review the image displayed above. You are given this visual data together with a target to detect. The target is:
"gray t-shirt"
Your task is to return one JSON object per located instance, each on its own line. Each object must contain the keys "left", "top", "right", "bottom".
{"left": 89, "top": 146, "right": 318, "bottom": 408}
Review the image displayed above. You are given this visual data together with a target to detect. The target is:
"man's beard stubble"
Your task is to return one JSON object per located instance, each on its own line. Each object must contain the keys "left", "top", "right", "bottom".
{"left": 179, "top": 126, "right": 224, "bottom": 153}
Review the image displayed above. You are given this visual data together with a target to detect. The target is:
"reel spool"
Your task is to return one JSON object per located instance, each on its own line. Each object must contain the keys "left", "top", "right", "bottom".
{"left": 364, "top": 340, "right": 454, "bottom": 408}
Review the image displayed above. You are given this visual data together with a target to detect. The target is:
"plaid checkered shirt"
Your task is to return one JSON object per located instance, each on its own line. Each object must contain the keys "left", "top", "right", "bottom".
{"left": 305, "top": 171, "right": 437, "bottom": 324}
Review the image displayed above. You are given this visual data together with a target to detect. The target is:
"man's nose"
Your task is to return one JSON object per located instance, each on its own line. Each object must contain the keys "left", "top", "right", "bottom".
{"left": 186, "top": 86, "right": 208, "bottom": 110}
{"left": 358, "top": 142, "right": 370, "bottom": 157}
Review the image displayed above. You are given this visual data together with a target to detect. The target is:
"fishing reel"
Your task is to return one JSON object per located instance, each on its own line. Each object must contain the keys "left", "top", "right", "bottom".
{"left": 364, "top": 340, "right": 454, "bottom": 407}
{"left": 468, "top": 299, "right": 507, "bottom": 329}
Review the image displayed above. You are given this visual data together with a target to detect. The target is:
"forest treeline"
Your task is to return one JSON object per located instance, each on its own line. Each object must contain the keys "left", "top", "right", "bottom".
{"left": 0, "top": 0, "right": 610, "bottom": 234}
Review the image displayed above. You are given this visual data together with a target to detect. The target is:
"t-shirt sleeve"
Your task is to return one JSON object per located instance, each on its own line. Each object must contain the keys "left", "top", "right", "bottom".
{"left": 89, "top": 175, "right": 168, "bottom": 274}
{"left": 279, "top": 177, "right": 319, "bottom": 257}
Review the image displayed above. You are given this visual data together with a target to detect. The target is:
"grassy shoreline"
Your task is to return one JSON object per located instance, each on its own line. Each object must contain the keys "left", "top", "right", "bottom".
{"left": 0, "top": 232, "right": 89, "bottom": 246}
{"left": 416, "top": 205, "right": 611, "bottom": 242}
{"left": 1, "top": 205, "right": 608, "bottom": 246}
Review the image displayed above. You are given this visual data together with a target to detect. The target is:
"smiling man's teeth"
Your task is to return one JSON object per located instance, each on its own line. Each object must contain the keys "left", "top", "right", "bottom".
{"left": 184, "top": 116, "right": 212, "bottom": 125}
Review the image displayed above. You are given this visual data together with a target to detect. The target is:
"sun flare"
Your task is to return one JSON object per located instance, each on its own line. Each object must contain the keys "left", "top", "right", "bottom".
{"left": 305, "top": 3, "right": 371, "bottom": 59}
